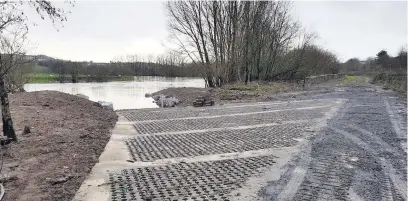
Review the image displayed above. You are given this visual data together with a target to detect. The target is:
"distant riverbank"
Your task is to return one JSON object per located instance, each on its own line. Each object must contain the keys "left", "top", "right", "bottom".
{"left": 27, "top": 73, "right": 134, "bottom": 83}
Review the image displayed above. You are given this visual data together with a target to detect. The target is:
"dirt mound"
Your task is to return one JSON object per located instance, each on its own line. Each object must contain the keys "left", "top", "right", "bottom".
{"left": 150, "top": 80, "right": 345, "bottom": 107}
{"left": 1, "top": 91, "right": 117, "bottom": 201}
{"left": 152, "top": 87, "right": 214, "bottom": 107}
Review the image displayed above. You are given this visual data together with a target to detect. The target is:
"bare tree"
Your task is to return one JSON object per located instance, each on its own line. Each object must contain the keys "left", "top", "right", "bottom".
{"left": 268, "top": 31, "right": 316, "bottom": 81}
{"left": 1, "top": 1, "right": 71, "bottom": 32}
{"left": 56, "top": 59, "right": 66, "bottom": 83}
{"left": 396, "top": 46, "right": 407, "bottom": 70}
{"left": 166, "top": 1, "right": 216, "bottom": 87}
{"left": 67, "top": 61, "right": 80, "bottom": 83}
{"left": 5, "top": 58, "right": 33, "bottom": 93}
{"left": 0, "top": 26, "right": 28, "bottom": 143}
{"left": 166, "top": 1, "right": 305, "bottom": 86}
{"left": 0, "top": 1, "right": 72, "bottom": 143}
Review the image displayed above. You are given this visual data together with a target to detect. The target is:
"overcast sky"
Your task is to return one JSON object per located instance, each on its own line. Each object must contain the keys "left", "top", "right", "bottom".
{"left": 26, "top": 1, "right": 407, "bottom": 62}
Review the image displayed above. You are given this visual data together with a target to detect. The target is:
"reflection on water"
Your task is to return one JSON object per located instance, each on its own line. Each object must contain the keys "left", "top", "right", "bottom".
{"left": 24, "top": 76, "right": 205, "bottom": 110}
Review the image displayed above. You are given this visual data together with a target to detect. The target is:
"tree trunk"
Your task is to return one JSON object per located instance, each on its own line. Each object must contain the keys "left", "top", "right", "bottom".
{"left": 207, "top": 76, "right": 215, "bottom": 87}
{"left": 71, "top": 67, "right": 78, "bottom": 83}
{"left": 0, "top": 79, "right": 17, "bottom": 143}
{"left": 243, "top": 1, "right": 251, "bottom": 85}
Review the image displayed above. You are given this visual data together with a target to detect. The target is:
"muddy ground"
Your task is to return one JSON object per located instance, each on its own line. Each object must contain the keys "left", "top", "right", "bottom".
{"left": 152, "top": 79, "right": 346, "bottom": 107}
{"left": 0, "top": 91, "right": 117, "bottom": 201}
{"left": 261, "top": 82, "right": 407, "bottom": 200}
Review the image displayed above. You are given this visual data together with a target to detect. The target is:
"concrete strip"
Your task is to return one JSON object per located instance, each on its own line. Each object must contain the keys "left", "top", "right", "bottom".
{"left": 73, "top": 117, "right": 136, "bottom": 201}
{"left": 111, "top": 119, "right": 315, "bottom": 139}
{"left": 111, "top": 124, "right": 138, "bottom": 135}
{"left": 117, "top": 116, "right": 129, "bottom": 122}
{"left": 118, "top": 105, "right": 331, "bottom": 124}
{"left": 98, "top": 140, "right": 132, "bottom": 162}
{"left": 148, "top": 99, "right": 329, "bottom": 112}
{"left": 72, "top": 144, "right": 126, "bottom": 201}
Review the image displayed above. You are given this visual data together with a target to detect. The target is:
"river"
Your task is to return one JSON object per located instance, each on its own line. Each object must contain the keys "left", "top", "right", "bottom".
{"left": 24, "top": 76, "right": 205, "bottom": 110}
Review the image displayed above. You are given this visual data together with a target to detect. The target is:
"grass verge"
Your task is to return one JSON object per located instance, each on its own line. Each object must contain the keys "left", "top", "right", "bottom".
{"left": 343, "top": 75, "right": 357, "bottom": 83}
{"left": 225, "top": 82, "right": 289, "bottom": 93}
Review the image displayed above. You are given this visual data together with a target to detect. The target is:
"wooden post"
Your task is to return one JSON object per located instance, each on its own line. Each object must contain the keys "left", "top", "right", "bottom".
{"left": 302, "top": 77, "right": 306, "bottom": 89}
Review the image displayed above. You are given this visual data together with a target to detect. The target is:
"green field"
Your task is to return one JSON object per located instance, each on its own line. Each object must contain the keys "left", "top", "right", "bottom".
{"left": 343, "top": 75, "right": 369, "bottom": 84}
{"left": 27, "top": 74, "right": 134, "bottom": 83}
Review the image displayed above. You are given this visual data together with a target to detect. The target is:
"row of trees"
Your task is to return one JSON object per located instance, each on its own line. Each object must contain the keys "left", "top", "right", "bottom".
{"left": 37, "top": 52, "right": 203, "bottom": 83}
{"left": 341, "top": 47, "right": 407, "bottom": 74}
{"left": 166, "top": 1, "right": 340, "bottom": 87}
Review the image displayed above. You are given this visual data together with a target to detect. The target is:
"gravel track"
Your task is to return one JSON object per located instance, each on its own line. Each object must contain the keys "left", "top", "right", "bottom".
{"left": 110, "top": 82, "right": 406, "bottom": 201}
{"left": 262, "top": 83, "right": 407, "bottom": 201}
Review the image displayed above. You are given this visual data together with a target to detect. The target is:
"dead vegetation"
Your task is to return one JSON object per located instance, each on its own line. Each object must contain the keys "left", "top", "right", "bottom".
{"left": 372, "top": 73, "right": 407, "bottom": 95}
{"left": 152, "top": 81, "right": 307, "bottom": 107}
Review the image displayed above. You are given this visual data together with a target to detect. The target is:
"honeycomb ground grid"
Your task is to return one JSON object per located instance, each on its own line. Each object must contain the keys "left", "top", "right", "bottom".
{"left": 128, "top": 108, "right": 326, "bottom": 134}
{"left": 109, "top": 155, "right": 276, "bottom": 201}
{"left": 111, "top": 99, "right": 339, "bottom": 201}
{"left": 125, "top": 123, "right": 312, "bottom": 161}
{"left": 118, "top": 99, "right": 333, "bottom": 122}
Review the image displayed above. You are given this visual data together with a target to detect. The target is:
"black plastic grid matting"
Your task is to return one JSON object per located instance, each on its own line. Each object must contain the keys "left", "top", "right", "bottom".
{"left": 125, "top": 123, "right": 311, "bottom": 161}
{"left": 119, "top": 99, "right": 332, "bottom": 122}
{"left": 128, "top": 108, "right": 325, "bottom": 134}
{"left": 109, "top": 155, "right": 276, "bottom": 201}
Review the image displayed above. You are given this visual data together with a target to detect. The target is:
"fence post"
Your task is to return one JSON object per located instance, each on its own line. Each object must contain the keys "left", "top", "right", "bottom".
{"left": 303, "top": 77, "right": 306, "bottom": 89}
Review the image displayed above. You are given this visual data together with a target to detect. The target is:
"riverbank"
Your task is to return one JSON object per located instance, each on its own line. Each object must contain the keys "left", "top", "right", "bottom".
{"left": 1, "top": 91, "right": 117, "bottom": 201}
{"left": 28, "top": 74, "right": 134, "bottom": 83}
{"left": 151, "top": 80, "right": 344, "bottom": 107}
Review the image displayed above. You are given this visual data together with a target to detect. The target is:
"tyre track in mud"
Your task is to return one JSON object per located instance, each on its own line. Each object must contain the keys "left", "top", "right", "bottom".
{"left": 331, "top": 127, "right": 406, "bottom": 201}
{"left": 262, "top": 84, "right": 407, "bottom": 201}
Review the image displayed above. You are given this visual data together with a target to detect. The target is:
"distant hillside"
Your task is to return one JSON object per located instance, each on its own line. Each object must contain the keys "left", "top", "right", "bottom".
{"left": 25, "top": 55, "right": 56, "bottom": 62}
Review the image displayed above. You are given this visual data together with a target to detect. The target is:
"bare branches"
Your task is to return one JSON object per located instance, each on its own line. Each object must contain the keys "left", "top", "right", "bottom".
{"left": 166, "top": 1, "right": 340, "bottom": 86}
{"left": 0, "top": 0, "right": 73, "bottom": 144}
{"left": 0, "top": 25, "right": 29, "bottom": 78}
{"left": 29, "top": 0, "right": 69, "bottom": 22}
{"left": 0, "top": 1, "right": 73, "bottom": 33}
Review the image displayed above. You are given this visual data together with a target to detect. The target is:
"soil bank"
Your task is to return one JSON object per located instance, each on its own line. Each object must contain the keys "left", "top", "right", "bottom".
{"left": 151, "top": 80, "right": 343, "bottom": 107}
{"left": 1, "top": 91, "right": 117, "bottom": 201}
